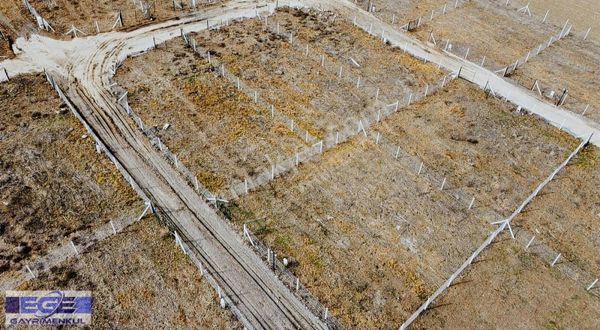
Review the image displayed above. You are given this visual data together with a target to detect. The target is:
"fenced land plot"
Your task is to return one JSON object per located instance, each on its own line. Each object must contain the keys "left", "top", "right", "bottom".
{"left": 10, "top": 216, "right": 240, "bottom": 329}
{"left": 270, "top": 9, "right": 444, "bottom": 102}
{"left": 372, "top": 79, "right": 577, "bottom": 215}
{"left": 192, "top": 9, "right": 443, "bottom": 138}
{"left": 0, "top": 74, "right": 142, "bottom": 275}
{"left": 225, "top": 136, "right": 497, "bottom": 328}
{"left": 411, "top": 238, "right": 600, "bottom": 329}
{"left": 508, "top": 0, "right": 600, "bottom": 41}
{"left": 28, "top": 0, "right": 220, "bottom": 36}
{"left": 114, "top": 41, "right": 307, "bottom": 193}
{"left": 413, "top": 0, "right": 558, "bottom": 70}
{"left": 352, "top": 0, "right": 460, "bottom": 28}
{"left": 509, "top": 37, "right": 600, "bottom": 123}
{"left": 512, "top": 145, "right": 600, "bottom": 277}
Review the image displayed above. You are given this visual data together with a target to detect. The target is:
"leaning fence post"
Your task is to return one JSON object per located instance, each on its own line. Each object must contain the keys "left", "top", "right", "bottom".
{"left": 583, "top": 27, "right": 591, "bottom": 40}
{"left": 468, "top": 197, "right": 475, "bottom": 210}
{"left": 110, "top": 220, "right": 117, "bottom": 234}
{"left": 70, "top": 241, "right": 79, "bottom": 255}
{"left": 525, "top": 235, "right": 535, "bottom": 249}
{"left": 588, "top": 278, "right": 598, "bottom": 291}
{"left": 25, "top": 265, "right": 35, "bottom": 279}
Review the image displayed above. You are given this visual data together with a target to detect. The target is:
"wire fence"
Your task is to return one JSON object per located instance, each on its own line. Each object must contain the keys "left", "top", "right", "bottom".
{"left": 537, "top": 81, "right": 597, "bottom": 119}
{"left": 0, "top": 204, "right": 150, "bottom": 291}
{"left": 106, "top": 36, "right": 341, "bottom": 326}
{"left": 241, "top": 225, "right": 344, "bottom": 329}
{"left": 107, "top": 77, "right": 218, "bottom": 202}
{"left": 225, "top": 68, "right": 460, "bottom": 200}
{"left": 499, "top": 0, "right": 598, "bottom": 41}
{"left": 393, "top": 0, "right": 471, "bottom": 32}
{"left": 183, "top": 31, "right": 319, "bottom": 144}
{"left": 399, "top": 134, "right": 595, "bottom": 330}
{"left": 22, "top": 0, "right": 53, "bottom": 31}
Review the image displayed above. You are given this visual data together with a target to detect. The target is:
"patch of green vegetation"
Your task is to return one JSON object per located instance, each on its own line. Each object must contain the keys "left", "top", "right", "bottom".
{"left": 545, "top": 320, "right": 559, "bottom": 330}
{"left": 274, "top": 234, "right": 291, "bottom": 251}
{"left": 253, "top": 222, "right": 273, "bottom": 236}
{"left": 572, "top": 146, "right": 597, "bottom": 169}
{"left": 306, "top": 250, "right": 324, "bottom": 270}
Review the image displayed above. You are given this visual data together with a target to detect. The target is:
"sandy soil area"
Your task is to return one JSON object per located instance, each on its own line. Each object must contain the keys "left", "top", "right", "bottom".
{"left": 414, "top": 0, "right": 557, "bottom": 69}
{"left": 373, "top": 79, "right": 577, "bottom": 215}
{"left": 510, "top": 37, "right": 600, "bottom": 123}
{"left": 412, "top": 237, "right": 600, "bottom": 329}
{"left": 114, "top": 41, "right": 307, "bottom": 193}
{"left": 0, "top": 74, "right": 141, "bottom": 274}
{"left": 6, "top": 216, "right": 240, "bottom": 329}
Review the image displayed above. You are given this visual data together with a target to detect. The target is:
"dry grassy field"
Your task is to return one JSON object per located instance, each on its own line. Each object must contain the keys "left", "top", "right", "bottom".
{"left": 111, "top": 7, "right": 596, "bottom": 328}
{"left": 0, "top": 74, "right": 142, "bottom": 275}
{"left": 412, "top": 237, "right": 600, "bottom": 329}
{"left": 28, "top": 0, "right": 221, "bottom": 36}
{"left": 510, "top": 0, "right": 600, "bottom": 40}
{"left": 510, "top": 37, "right": 600, "bottom": 123}
{"left": 10, "top": 216, "right": 240, "bottom": 329}
{"left": 1, "top": 1, "right": 599, "bottom": 329}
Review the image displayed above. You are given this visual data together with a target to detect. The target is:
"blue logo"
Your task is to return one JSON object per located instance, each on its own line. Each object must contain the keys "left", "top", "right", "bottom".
{"left": 5, "top": 291, "right": 92, "bottom": 326}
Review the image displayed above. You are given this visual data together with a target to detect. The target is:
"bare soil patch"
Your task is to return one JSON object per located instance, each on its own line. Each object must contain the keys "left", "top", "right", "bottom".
{"left": 0, "top": 74, "right": 141, "bottom": 274}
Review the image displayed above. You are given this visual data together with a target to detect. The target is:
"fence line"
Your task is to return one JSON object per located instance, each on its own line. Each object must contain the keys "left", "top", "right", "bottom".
{"left": 45, "top": 72, "right": 151, "bottom": 204}
{"left": 263, "top": 10, "right": 447, "bottom": 107}
{"left": 226, "top": 69, "right": 459, "bottom": 200}
{"left": 22, "top": 0, "right": 54, "bottom": 31}
{"left": 0, "top": 204, "right": 149, "bottom": 291}
{"left": 521, "top": 77, "right": 597, "bottom": 119}
{"left": 500, "top": 0, "right": 597, "bottom": 41}
{"left": 23, "top": 0, "right": 220, "bottom": 37}
{"left": 399, "top": 133, "right": 593, "bottom": 330}
{"left": 183, "top": 31, "right": 319, "bottom": 144}
{"left": 107, "top": 78, "right": 218, "bottom": 202}
{"left": 423, "top": 10, "right": 569, "bottom": 75}
{"left": 281, "top": 0, "right": 600, "bottom": 313}
{"left": 105, "top": 39, "right": 339, "bottom": 326}
{"left": 393, "top": 0, "right": 471, "bottom": 32}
